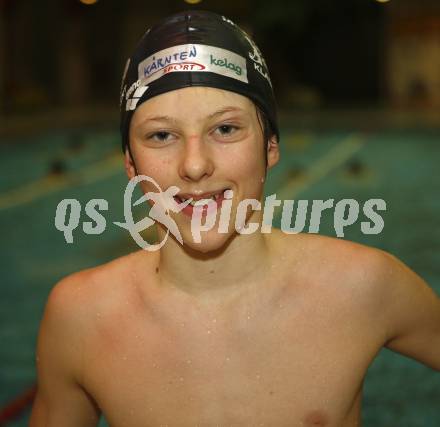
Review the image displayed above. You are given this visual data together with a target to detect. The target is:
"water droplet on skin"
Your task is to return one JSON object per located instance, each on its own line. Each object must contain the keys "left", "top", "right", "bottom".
{"left": 207, "top": 329, "right": 211, "bottom": 334}
{"left": 181, "top": 322, "right": 186, "bottom": 327}
{"left": 179, "top": 377, "right": 184, "bottom": 382}
{"left": 225, "top": 357, "right": 230, "bottom": 362}
{"left": 122, "top": 356, "right": 127, "bottom": 361}
{"left": 96, "top": 312, "right": 101, "bottom": 317}
{"left": 212, "top": 318, "right": 217, "bottom": 323}
{"left": 247, "top": 315, "right": 251, "bottom": 320}
{"left": 186, "top": 359, "right": 192, "bottom": 364}
{"left": 256, "top": 373, "right": 261, "bottom": 380}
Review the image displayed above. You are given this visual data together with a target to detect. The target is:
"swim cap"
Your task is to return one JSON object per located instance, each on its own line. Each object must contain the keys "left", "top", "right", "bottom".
{"left": 119, "top": 10, "right": 278, "bottom": 153}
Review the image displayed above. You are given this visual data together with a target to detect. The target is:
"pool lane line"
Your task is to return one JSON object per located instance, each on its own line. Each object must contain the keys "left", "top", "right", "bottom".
{"left": 0, "top": 152, "right": 123, "bottom": 211}
{"left": 272, "top": 133, "right": 365, "bottom": 222}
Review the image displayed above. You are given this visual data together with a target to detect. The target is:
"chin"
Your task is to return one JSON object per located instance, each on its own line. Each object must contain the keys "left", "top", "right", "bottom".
{"left": 180, "top": 228, "right": 236, "bottom": 255}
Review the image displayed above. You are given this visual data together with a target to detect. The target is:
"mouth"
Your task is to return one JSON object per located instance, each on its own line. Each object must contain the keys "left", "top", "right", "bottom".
{"left": 174, "top": 188, "right": 231, "bottom": 217}
{"left": 175, "top": 189, "right": 229, "bottom": 205}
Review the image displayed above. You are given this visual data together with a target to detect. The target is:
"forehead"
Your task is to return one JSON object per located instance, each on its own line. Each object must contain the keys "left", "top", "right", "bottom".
{"left": 131, "top": 86, "right": 256, "bottom": 124}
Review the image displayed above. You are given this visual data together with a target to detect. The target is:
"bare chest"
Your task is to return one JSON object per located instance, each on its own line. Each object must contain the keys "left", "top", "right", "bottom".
{"left": 83, "top": 291, "right": 381, "bottom": 427}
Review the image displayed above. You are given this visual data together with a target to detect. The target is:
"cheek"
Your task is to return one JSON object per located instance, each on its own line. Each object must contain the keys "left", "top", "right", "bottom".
{"left": 226, "top": 144, "right": 265, "bottom": 176}
{"left": 132, "top": 150, "right": 173, "bottom": 177}
{"left": 218, "top": 145, "right": 266, "bottom": 197}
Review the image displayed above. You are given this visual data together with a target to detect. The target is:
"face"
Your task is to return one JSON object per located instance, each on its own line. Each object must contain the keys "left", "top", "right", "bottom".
{"left": 125, "top": 86, "right": 279, "bottom": 252}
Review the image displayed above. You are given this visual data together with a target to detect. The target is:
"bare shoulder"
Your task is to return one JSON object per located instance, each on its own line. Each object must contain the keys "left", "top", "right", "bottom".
{"left": 274, "top": 231, "right": 399, "bottom": 316}
{"left": 35, "top": 250, "right": 156, "bottom": 385}
{"left": 276, "top": 232, "right": 440, "bottom": 370}
{"left": 31, "top": 252, "right": 149, "bottom": 427}
{"left": 313, "top": 233, "right": 394, "bottom": 278}
{"left": 275, "top": 230, "right": 393, "bottom": 280}
{"left": 295, "top": 234, "right": 440, "bottom": 371}
{"left": 47, "top": 250, "right": 154, "bottom": 313}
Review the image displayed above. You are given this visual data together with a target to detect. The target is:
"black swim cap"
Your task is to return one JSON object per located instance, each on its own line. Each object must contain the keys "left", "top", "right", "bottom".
{"left": 119, "top": 10, "right": 278, "bottom": 153}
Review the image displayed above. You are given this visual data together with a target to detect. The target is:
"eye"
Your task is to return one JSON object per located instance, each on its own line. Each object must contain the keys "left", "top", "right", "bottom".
{"left": 214, "top": 124, "right": 239, "bottom": 137}
{"left": 148, "top": 131, "right": 173, "bottom": 143}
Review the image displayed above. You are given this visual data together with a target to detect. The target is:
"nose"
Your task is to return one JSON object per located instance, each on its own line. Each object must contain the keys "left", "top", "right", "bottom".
{"left": 178, "top": 135, "right": 214, "bottom": 182}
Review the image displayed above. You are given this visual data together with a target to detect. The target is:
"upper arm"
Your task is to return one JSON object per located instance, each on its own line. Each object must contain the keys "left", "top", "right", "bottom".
{"left": 30, "top": 275, "right": 101, "bottom": 427}
{"left": 377, "top": 251, "right": 440, "bottom": 371}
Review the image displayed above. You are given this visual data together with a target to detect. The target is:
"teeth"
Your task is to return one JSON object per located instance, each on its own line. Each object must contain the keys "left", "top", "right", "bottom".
{"left": 193, "top": 199, "right": 212, "bottom": 206}
{"left": 179, "top": 193, "right": 221, "bottom": 206}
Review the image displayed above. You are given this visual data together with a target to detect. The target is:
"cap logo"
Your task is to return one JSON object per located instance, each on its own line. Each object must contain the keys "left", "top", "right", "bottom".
{"left": 137, "top": 44, "right": 248, "bottom": 86}
{"left": 126, "top": 85, "right": 149, "bottom": 111}
{"left": 241, "top": 32, "right": 272, "bottom": 86}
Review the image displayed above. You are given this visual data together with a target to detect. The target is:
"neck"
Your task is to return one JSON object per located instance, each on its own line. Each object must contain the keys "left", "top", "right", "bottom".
{"left": 157, "top": 230, "right": 273, "bottom": 302}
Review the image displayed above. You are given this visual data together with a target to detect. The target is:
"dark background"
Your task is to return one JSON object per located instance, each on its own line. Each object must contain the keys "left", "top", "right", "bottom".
{"left": 2, "top": 0, "right": 439, "bottom": 130}
{"left": 0, "top": 0, "right": 387, "bottom": 115}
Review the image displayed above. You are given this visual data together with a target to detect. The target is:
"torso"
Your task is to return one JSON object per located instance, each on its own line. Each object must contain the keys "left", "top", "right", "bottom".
{"left": 78, "top": 232, "right": 387, "bottom": 427}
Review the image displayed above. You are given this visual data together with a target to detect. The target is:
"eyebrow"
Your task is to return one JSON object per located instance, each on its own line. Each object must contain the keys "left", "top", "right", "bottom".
{"left": 140, "top": 107, "right": 246, "bottom": 125}
{"left": 140, "top": 115, "right": 177, "bottom": 124}
{"left": 207, "top": 106, "right": 245, "bottom": 119}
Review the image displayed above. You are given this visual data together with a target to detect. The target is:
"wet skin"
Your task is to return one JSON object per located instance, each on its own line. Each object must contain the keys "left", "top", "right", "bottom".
{"left": 30, "top": 88, "right": 440, "bottom": 427}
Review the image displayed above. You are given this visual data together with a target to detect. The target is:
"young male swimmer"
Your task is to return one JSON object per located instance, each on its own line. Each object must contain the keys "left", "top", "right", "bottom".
{"left": 30, "top": 11, "right": 440, "bottom": 427}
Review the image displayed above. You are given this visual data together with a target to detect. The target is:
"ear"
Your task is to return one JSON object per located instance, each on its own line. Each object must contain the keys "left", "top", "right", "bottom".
{"left": 266, "top": 135, "right": 280, "bottom": 169}
{"left": 124, "top": 148, "right": 137, "bottom": 179}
